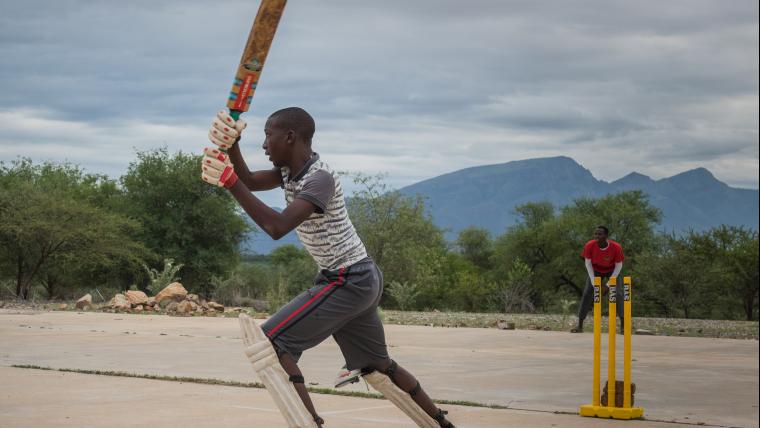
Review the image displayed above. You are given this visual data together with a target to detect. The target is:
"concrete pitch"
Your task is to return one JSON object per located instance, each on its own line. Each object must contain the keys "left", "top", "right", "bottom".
{"left": 0, "top": 309, "right": 757, "bottom": 428}
{"left": 0, "top": 367, "right": 698, "bottom": 428}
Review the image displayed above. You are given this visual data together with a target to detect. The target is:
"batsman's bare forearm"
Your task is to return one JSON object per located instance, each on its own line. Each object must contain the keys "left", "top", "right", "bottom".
{"left": 227, "top": 144, "right": 252, "bottom": 177}
{"left": 228, "top": 180, "right": 313, "bottom": 240}
{"left": 228, "top": 144, "right": 282, "bottom": 191}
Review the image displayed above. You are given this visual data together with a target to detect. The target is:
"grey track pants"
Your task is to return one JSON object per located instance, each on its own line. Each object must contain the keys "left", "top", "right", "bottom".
{"left": 577, "top": 272, "right": 625, "bottom": 326}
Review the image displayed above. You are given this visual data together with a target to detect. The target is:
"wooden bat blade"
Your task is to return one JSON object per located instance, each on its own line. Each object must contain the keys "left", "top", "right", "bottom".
{"left": 227, "top": 0, "right": 287, "bottom": 118}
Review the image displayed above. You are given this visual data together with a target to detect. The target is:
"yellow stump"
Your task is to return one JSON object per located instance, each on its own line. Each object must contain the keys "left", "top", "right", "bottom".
{"left": 579, "top": 276, "right": 644, "bottom": 420}
{"left": 608, "top": 277, "right": 617, "bottom": 408}
{"left": 623, "top": 276, "right": 633, "bottom": 409}
{"left": 592, "top": 277, "right": 601, "bottom": 406}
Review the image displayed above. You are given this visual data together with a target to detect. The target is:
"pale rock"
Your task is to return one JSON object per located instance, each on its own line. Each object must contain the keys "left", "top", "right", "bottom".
{"left": 155, "top": 282, "right": 188, "bottom": 303}
{"left": 208, "top": 301, "right": 224, "bottom": 312}
{"left": 75, "top": 294, "right": 93, "bottom": 310}
{"left": 165, "top": 301, "right": 179, "bottom": 313}
{"left": 133, "top": 305, "right": 143, "bottom": 313}
{"left": 58, "top": 303, "right": 68, "bottom": 310}
{"left": 109, "top": 294, "right": 131, "bottom": 311}
{"left": 145, "top": 297, "right": 156, "bottom": 307}
{"left": 177, "top": 300, "right": 194, "bottom": 314}
{"left": 125, "top": 290, "right": 148, "bottom": 306}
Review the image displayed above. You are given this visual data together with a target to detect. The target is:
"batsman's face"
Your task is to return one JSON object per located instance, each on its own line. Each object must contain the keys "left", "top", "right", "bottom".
{"left": 262, "top": 118, "right": 291, "bottom": 167}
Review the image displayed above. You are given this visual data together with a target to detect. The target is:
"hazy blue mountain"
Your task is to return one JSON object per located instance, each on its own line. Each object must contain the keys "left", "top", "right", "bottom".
{"left": 241, "top": 156, "right": 758, "bottom": 253}
{"left": 400, "top": 156, "right": 758, "bottom": 238}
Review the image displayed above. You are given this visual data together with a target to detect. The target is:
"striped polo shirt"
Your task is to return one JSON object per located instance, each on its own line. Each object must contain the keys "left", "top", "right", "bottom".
{"left": 280, "top": 153, "right": 368, "bottom": 270}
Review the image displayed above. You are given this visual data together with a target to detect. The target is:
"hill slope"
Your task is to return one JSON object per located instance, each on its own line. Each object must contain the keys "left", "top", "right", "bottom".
{"left": 400, "top": 156, "right": 758, "bottom": 237}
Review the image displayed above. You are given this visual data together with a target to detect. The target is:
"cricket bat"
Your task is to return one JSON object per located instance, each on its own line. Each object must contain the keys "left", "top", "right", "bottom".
{"left": 227, "top": 0, "right": 287, "bottom": 121}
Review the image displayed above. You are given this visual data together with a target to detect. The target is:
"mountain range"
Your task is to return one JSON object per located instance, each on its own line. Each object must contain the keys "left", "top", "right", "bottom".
{"left": 242, "top": 156, "right": 758, "bottom": 253}
{"left": 400, "top": 156, "right": 758, "bottom": 238}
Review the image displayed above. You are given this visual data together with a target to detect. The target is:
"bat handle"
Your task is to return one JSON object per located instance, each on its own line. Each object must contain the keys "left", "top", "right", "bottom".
{"left": 229, "top": 109, "right": 243, "bottom": 121}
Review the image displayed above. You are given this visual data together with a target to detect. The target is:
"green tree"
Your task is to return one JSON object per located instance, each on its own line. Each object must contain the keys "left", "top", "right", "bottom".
{"left": 492, "top": 191, "right": 662, "bottom": 312}
{"left": 119, "top": 148, "right": 249, "bottom": 295}
{"left": 386, "top": 281, "right": 422, "bottom": 311}
{"left": 269, "top": 244, "right": 317, "bottom": 299}
{"left": 630, "top": 226, "right": 759, "bottom": 320}
{"left": 347, "top": 173, "right": 449, "bottom": 308}
{"left": 499, "top": 258, "right": 536, "bottom": 313}
{"left": 212, "top": 261, "right": 274, "bottom": 306}
{"left": 144, "top": 258, "right": 184, "bottom": 295}
{"left": 694, "top": 226, "right": 759, "bottom": 320}
{"left": 438, "top": 252, "right": 498, "bottom": 311}
{"left": 634, "top": 234, "right": 715, "bottom": 318}
{"left": 0, "top": 159, "right": 148, "bottom": 299}
{"left": 456, "top": 227, "right": 493, "bottom": 270}
{"left": 665, "top": 227, "right": 759, "bottom": 320}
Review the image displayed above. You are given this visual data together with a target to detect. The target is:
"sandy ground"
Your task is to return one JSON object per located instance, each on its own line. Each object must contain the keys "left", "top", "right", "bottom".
{"left": 0, "top": 309, "right": 757, "bottom": 428}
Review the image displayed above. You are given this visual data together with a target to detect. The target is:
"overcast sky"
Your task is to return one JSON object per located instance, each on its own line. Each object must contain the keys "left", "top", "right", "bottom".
{"left": 1, "top": 0, "right": 757, "bottom": 206}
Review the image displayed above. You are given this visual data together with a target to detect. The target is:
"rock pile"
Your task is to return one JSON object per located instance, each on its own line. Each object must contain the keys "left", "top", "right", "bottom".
{"left": 101, "top": 282, "right": 227, "bottom": 316}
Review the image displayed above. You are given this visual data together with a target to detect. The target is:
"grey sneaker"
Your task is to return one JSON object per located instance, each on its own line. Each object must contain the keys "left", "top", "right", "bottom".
{"left": 334, "top": 365, "right": 361, "bottom": 388}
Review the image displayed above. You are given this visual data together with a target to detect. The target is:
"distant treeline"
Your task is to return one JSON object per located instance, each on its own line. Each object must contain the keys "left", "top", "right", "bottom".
{"left": 1, "top": 151, "right": 757, "bottom": 321}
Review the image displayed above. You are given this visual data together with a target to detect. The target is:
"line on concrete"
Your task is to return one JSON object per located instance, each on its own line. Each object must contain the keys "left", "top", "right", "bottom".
{"left": 320, "top": 405, "right": 395, "bottom": 416}
{"left": 332, "top": 416, "right": 411, "bottom": 425}
{"left": 7, "top": 364, "right": 734, "bottom": 428}
{"left": 226, "top": 404, "right": 416, "bottom": 424}
{"left": 226, "top": 405, "right": 278, "bottom": 413}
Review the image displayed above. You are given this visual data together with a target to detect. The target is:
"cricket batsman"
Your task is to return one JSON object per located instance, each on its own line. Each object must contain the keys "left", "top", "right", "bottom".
{"left": 201, "top": 107, "right": 456, "bottom": 428}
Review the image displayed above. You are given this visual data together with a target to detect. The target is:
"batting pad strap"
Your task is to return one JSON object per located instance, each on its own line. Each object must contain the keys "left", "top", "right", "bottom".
{"left": 434, "top": 409, "right": 449, "bottom": 422}
{"left": 385, "top": 359, "right": 398, "bottom": 381}
{"left": 363, "top": 371, "right": 439, "bottom": 428}
{"left": 409, "top": 382, "right": 422, "bottom": 397}
{"left": 289, "top": 375, "right": 305, "bottom": 384}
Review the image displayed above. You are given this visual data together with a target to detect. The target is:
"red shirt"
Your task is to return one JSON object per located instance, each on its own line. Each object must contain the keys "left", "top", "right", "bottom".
{"left": 582, "top": 239, "right": 624, "bottom": 273}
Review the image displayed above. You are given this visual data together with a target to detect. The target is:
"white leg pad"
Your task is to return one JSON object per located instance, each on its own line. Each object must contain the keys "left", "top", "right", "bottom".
{"left": 238, "top": 314, "right": 318, "bottom": 428}
{"left": 363, "top": 371, "right": 439, "bottom": 428}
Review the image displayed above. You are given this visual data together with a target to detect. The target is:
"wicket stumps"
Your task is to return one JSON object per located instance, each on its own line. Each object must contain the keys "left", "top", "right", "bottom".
{"left": 579, "top": 276, "right": 645, "bottom": 420}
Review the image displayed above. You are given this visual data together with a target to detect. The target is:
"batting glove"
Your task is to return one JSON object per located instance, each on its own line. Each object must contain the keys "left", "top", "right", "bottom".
{"left": 201, "top": 147, "right": 238, "bottom": 188}
{"left": 208, "top": 109, "right": 247, "bottom": 150}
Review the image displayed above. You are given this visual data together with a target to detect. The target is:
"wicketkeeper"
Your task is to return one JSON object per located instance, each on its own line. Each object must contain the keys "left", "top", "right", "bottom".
{"left": 572, "top": 225, "right": 626, "bottom": 334}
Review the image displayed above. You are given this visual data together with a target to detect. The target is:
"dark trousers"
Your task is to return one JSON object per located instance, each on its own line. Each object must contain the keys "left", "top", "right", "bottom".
{"left": 577, "top": 271, "right": 625, "bottom": 327}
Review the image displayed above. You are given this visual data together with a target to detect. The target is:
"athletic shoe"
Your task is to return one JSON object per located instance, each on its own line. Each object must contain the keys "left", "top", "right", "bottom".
{"left": 334, "top": 365, "right": 361, "bottom": 388}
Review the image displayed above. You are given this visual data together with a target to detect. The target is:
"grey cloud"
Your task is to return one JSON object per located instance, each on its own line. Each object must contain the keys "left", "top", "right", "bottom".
{"left": 0, "top": 0, "right": 757, "bottom": 189}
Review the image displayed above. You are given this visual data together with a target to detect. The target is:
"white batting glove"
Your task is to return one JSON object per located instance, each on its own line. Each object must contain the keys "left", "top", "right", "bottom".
{"left": 201, "top": 147, "right": 238, "bottom": 188}
{"left": 208, "top": 109, "right": 247, "bottom": 150}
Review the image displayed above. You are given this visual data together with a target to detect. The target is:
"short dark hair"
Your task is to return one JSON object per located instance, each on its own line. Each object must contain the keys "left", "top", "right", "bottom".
{"left": 268, "top": 107, "right": 315, "bottom": 145}
{"left": 596, "top": 225, "right": 610, "bottom": 235}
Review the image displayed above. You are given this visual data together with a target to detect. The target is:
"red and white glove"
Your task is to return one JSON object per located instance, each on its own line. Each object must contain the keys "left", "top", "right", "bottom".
{"left": 208, "top": 109, "right": 247, "bottom": 150}
{"left": 201, "top": 147, "right": 238, "bottom": 188}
